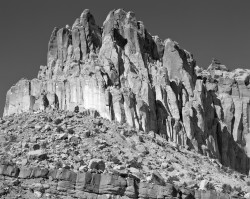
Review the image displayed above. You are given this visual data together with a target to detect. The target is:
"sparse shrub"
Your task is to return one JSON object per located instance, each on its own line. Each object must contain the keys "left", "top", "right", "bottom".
{"left": 67, "top": 128, "right": 74, "bottom": 134}
{"left": 130, "top": 141, "right": 136, "bottom": 150}
{"left": 4, "top": 145, "right": 11, "bottom": 152}
{"left": 111, "top": 156, "right": 121, "bottom": 164}
{"left": 9, "top": 134, "right": 17, "bottom": 142}
{"left": 233, "top": 186, "right": 242, "bottom": 193}
{"left": 55, "top": 161, "right": 63, "bottom": 169}
{"left": 0, "top": 154, "right": 10, "bottom": 164}
{"left": 182, "top": 182, "right": 188, "bottom": 187}
{"left": 54, "top": 118, "right": 62, "bottom": 125}
{"left": 206, "top": 182, "right": 215, "bottom": 191}
{"left": 74, "top": 106, "right": 79, "bottom": 113}
{"left": 2, "top": 141, "right": 9, "bottom": 147}
{"left": 41, "top": 141, "right": 48, "bottom": 149}
{"left": 166, "top": 166, "right": 175, "bottom": 172}
{"left": 221, "top": 166, "right": 229, "bottom": 173}
{"left": 227, "top": 168, "right": 234, "bottom": 175}
{"left": 56, "top": 126, "right": 63, "bottom": 132}
{"left": 126, "top": 157, "right": 142, "bottom": 169}
{"left": 222, "top": 183, "right": 233, "bottom": 194}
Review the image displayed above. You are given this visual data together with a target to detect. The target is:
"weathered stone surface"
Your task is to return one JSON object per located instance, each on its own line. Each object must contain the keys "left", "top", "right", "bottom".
{"left": 138, "top": 182, "right": 177, "bottom": 199}
{"left": 76, "top": 172, "right": 101, "bottom": 193}
{"left": 163, "top": 38, "right": 196, "bottom": 96}
{"left": 99, "top": 173, "right": 127, "bottom": 194}
{"left": 0, "top": 165, "right": 19, "bottom": 177}
{"left": 4, "top": 79, "right": 34, "bottom": 116}
{"left": 124, "top": 177, "right": 137, "bottom": 198}
{"left": 56, "top": 169, "right": 77, "bottom": 191}
{"left": 147, "top": 171, "right": 166, "bottom": 186}
{"left": 195, "top": 190, "right": 230, "bottom": 199}
{"left": 18, "top": 167, "right": 32, "bottom": 179}
{"left": 30, "top": 167, "right": 49, "bottom": 178}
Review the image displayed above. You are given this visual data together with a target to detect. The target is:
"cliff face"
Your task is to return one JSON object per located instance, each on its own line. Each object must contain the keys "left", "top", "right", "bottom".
{"left": 3, "top": 9, "right": 250, "bottom": 174}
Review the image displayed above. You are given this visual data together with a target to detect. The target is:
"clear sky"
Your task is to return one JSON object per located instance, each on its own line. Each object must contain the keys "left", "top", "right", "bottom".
{"left": 0, "top": 0, "right": 249, "bottom": 116}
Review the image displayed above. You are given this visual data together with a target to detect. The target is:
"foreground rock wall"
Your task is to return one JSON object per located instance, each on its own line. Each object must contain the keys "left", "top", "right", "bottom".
{"left": 0, "top": 163, "right": 233, "bottom": 199}
{"left": 3, "top": 9, "right": 250, "bottom": 174}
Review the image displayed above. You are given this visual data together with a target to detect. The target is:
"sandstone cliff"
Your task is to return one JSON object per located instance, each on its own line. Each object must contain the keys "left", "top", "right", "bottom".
{"left": 3, "top": 9, "right": 250, "bottom": 175}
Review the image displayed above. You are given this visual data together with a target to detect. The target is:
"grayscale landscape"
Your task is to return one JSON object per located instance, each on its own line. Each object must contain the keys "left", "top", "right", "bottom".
{"left": 0, "top": 2, "right": 250, "bottom": 199}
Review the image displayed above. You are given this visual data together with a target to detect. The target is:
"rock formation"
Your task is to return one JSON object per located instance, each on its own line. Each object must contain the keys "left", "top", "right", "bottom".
{"left": 3, "top": 9, "right": 250, "bottom": 175}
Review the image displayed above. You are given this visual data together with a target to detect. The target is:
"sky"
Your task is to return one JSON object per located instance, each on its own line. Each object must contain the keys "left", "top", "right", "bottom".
{"left": 0, "top": 0, "right": 249, "bottom": 116}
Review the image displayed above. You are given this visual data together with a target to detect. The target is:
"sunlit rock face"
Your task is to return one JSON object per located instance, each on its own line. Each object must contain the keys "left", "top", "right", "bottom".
{"left": 3, "top": 9, "right": 250, "bottom": 174}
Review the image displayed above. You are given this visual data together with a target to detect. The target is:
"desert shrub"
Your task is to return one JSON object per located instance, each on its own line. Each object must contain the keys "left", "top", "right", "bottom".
{"left": 41, "top": 141, "right": 48, "bottom": 149}
{"left": 67, "top": 128, "right": 74, "bottom": 134}
{"left": 111, "top": 156, "right": 121, "bottom": 164}
{"left": 74, "top": 106, "right": 79, "bottom": 113}
{"left": 222, "top": 183, "right": 233, "bottom": 194}
{"left": 221, "top": 166, "right": 227, "bottom": 173}
{"left": 55, "top": 161, "right": 63, "bottom": 169}
{"left": 4, "top": 144, "right": 11, "bottom": 152}
{"left": 56, "top": 126, "right": 63, "bottom": 132}
{"left": 233, "top": 186, "right": 242, "bottom": 193}
{"left": 206, "top": 182, "right": 215, "bottom": 191}
{"left": 9, "top": 134, "right": 17, "bottom": 142}
{"left": 54, "top": 118, "right": 62, "bottom": 125}
{"left": 2, "top": 141, "right": 9, "bottom": 147}
{"left": 0, "top": 154, "right": 11, "bottom": 164}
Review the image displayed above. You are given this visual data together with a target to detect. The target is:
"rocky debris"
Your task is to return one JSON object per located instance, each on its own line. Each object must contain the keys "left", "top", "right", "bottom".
{"left": 0, "top": 110, "right": 248, "bottom": 198}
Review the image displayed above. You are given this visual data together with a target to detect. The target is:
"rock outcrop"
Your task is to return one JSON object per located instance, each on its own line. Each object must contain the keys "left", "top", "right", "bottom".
{"left": 0, "top": 163, "right": 235, "bottom": 199}
{"left": 3, "top": 9, "right": 250, "bottom": 175}
{"left": 0, "top": 164, "right": 178, "bottom": 198}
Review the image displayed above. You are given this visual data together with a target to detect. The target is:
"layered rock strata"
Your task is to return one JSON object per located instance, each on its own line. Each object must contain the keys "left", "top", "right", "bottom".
{"left": 3, "top": 9, "right": 250, "bottom": 174}
{"left": 0, "top": 163, "right": 233, "bottom": 199}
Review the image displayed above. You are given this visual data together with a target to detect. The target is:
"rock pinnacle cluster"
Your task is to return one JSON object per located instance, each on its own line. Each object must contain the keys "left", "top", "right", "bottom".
{"left": 2, "top": 8, "right": 250, "bottom": 198}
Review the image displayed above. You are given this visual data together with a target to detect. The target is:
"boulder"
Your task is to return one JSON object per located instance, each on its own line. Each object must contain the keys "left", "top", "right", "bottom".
{"left": 147, "top": 171, "right": 166, "bottom": 186}
{"left": 0, "top": 165, "right": 20, "bottom": 177}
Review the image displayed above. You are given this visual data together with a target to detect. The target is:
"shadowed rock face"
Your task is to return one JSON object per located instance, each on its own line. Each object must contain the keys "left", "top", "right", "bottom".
{"left": 3, "top": 9, "right": 250, "bottom": 174}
